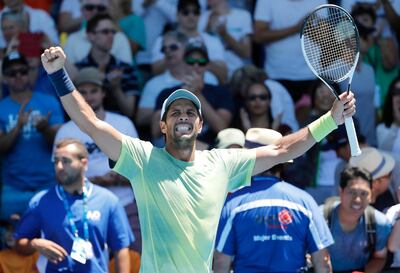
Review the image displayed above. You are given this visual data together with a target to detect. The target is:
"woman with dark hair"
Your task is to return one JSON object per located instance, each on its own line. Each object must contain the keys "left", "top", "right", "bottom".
{"left": 377, "top": 74, "right": 400, "bottom": 202}
{"left": 239, "top": 81, "right": 282, "bottom": 132}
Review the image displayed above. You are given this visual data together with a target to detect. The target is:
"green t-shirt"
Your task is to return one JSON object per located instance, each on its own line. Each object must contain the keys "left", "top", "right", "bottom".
{"left": 113, "top": 136, "right": 256, "bottom": 273}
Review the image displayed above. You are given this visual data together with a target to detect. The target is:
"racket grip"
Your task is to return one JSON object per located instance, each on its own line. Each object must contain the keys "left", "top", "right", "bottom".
{"left": 344, "top": 117, "right": 361, "bottom": 157}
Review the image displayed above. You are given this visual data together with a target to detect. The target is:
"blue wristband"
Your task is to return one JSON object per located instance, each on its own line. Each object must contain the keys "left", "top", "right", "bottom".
{"left": 48, "top": 68, "right": 75, "bottom": 97}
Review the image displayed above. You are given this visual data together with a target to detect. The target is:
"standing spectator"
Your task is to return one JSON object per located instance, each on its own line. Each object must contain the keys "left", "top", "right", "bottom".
{"left": 151, "top": 0, "right": 228, "bottom": 84}
{"left": 253, "top": 0, "right": 324, "bottom": 104}
{"left": 377, "top": 75, "right": 400, "bottom": 203}
{"left": 41, "top": 45, "right": 356, "bottom": 273}
{"left": 386, "top": 203, "right": 400, "bottom": 272}
{"left": 349, "top": 147, "right": 396, "bottom": 212}
{"left": 0, "top": 51, "right": 64, "bottom": 220}
{"left": 198, "top": 0, "right": 252, "bottom": 77}
{"left": 321, "top": 166, "right": 392, "bottom": 273}
{"left": 75, "top": 13, "right": 140, "bottom": 118}
{"left": 0, "top": 0, "right": 59, "bottom": 51}
{"left": 214, "top": 128, "right": 333, "bottom": 273}
{"left": 152, "top": 39, "right": 234, "bottom": 147}
{"left": 14, "top": 139, "right": 134, "bottom": 273}
{"left": 54, "top": 67, "right": 138, "bottom": 208}
{"left": 63, "top": 0, "right": 133, "bottom": 65}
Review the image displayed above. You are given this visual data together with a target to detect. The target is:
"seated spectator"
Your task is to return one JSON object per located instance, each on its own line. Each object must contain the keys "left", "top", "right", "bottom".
{"left": 198, "top": 0, "right": 252, "bottom": 78}
{"left": 214, "top": 128, "right": 333, "bottom": 273}
{"left": 214, "top": 127, "right": 245, "bottom": 149}
{"left": 0, "top": 52, "right": 64, "bottom": 220}
{"left": 108, "top": 0, "right": 146, "bottom": 60}
{"left": 386, "top": 203, "right": 400, "bottom": 272}
{"left": 377, "top": 75, "right": 400, "bottom": 203}
{"left": 321, "top": 166, "right": 392, "bottom": 273}
{"left": 75, "top": 13, "right": 140, "bottom": 118}
{"left": 152, "top": 39, "right": 234, "bottom": 147}
{"left": 133, "top": 0, "right": 177, "bottom": 81}
{"left": 136, "top": 31, "right": 218, "bottom": 138}
{"left": 57, "top": 0, "right": 84, "bottom": 34}
{"left": 14, "top": 139, "right": 134, "bottom": 273}
{"left": 350, "top": 147, "right": 396, "bottom": 212}
{"left": 151, "top": 0, "right": 228, "bottom": 83}
{"left": 239, "top": 81, "right": 284, "bottom": 132}
{"left": 0, "top": 12, "right": 57, "bottom": 98}
{"left": 0, "top": 0, "right": 59, "bottom": 51}
{"left": 338, "top": 4, "right": 378, "bottom": 147}
{"left": 0, "top": 215, "right": 39, "bottom": 273}
{"left": 253, "top": 0, "right": 323, "bottom": 104}
{"left": 229, "top": 65, "right": 298, "bottom": 132}
{"left": 54, "top": 67, "right": 138, "bottom": 209}
{"left": 64, "top": 0, "right": 133, "bottom": 65}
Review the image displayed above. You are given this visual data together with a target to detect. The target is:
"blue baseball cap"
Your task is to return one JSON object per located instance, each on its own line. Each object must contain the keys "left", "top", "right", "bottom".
{"left": 160, "top": 89, "right": 202, "bottom": 121}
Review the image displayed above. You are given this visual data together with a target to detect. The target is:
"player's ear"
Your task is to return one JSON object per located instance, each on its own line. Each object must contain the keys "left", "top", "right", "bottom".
{"left": 197, "top": 119, "right": 203, "bottom": 134}
{"left": 160, "top": 120, "right": 167, "bottom": 135}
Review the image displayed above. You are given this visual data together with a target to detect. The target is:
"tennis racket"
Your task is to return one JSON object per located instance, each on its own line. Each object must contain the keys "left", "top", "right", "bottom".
{"left": 300, "top": 4, "right": 361, "bottom": 157}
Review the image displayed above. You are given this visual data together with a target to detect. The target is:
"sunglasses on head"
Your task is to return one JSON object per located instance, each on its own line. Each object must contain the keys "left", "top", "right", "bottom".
{"left": 247, "top": 94, "right": 269, "bottom": 101}
{"left": 83, "top": 4, "right": 107, "bottom": 12}
{"left": 185, "top": 57, "right": 208, "bottom": 66}
{"left": 180, "top": 8, "right": 200, "bottom": 16}
{"left": 161, "top": 44, "right": 180, "bottom": 53}
{"left": 94, "top": 28, "right": 116, "bottom": 35}
{"left": 4, "top": 67, "right": 29, "bottom": 77}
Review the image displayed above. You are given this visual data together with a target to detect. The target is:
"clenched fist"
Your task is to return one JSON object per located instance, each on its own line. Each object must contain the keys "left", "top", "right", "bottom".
{"left": 41, "top": 47, "right": 67, "bottom": 74}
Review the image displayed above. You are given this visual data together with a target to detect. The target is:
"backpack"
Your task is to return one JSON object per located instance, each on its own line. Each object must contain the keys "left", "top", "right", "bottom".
{"left": 323, "top": 196, "right": 376, "bottom": 257}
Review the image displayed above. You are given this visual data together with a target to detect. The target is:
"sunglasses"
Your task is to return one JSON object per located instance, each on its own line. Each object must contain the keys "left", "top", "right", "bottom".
{"left": 4, "top": 67, "right": 29, "bottom": 77}
{"left": 94, "top": 28, "right": 116, "bottom": 35}
{"left": 83, "top": 4, "right": 107, "bottom": 12}
{"left": 185, "top": 57, "right": 208, "bottom": 66}
{"left": 247, "top": 94, "right": 270, "bottom": 101}
{"left": 161, "top": 44, "right": 180, "bottom": 53}
{"left": 180, "top": 8, "right": 200, "bottom": 16}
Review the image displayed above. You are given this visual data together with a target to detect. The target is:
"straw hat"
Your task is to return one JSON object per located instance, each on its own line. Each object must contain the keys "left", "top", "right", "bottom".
{"left": 349, "top": 147, "right": 395, "bottom": 180}
{"left": 215, "top": 128, "right": 245, "bottom": 148}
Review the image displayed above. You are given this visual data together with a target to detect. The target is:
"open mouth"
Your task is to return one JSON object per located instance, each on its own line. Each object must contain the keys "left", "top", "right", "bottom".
{"left": 174, "top": 123, "right": 193, "bottom": 134}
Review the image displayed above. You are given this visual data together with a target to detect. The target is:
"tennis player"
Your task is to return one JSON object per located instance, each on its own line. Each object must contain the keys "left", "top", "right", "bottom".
{"left": 41, "top": 46, "right": 356, "bottom": 273}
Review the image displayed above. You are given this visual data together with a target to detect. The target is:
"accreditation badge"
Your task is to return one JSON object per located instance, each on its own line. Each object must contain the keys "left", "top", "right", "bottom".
{"left": 71, "top": 237, "right": 87, "bottom": 264}
{"left": 84, "top": 240, "right": 94, "bottom": 259}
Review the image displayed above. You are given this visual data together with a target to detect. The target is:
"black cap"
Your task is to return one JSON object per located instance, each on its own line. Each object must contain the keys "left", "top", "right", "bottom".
{"left": 2, "top": 51, "right": 28, "bottom": 74}
{"left": 184, "top": 38, "right": 209, "bottom": 61}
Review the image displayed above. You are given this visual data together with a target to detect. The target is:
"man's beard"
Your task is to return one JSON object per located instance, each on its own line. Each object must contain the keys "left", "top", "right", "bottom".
{"left": 171, "top": 130, "right": 197, "bottom": 150}
{"left": 57, "top": 171, "right": 81, "bottom": 186}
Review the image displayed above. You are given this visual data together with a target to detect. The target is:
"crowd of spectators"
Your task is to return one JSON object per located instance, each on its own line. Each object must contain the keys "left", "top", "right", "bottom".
{"left": 0, "top": 0, "right": 399, "bottom": 272}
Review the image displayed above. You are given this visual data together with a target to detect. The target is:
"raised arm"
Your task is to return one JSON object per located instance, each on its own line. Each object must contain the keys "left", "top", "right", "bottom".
{"left": 41, "top": 47, "right": 123, "bottom": 161}
{"left": 252, "top": 92, "right": 356, "bottom": 175}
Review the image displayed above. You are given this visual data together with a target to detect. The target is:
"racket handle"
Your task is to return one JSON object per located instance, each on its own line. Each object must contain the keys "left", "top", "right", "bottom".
{"left": 344, "top": 117, "right": 361, "bottom": 157}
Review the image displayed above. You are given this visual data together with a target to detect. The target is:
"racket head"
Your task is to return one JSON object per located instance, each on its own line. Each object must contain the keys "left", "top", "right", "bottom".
{"left": 300, "top": 4, "right": 360, "bottom": 85}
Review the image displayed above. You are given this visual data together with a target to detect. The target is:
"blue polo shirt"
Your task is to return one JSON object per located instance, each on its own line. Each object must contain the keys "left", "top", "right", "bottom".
{"left": 14, "top": 182, "right": 134, "bottom": 273}
{"left": 215, "top": 176, "right": 334, "bottom": 273}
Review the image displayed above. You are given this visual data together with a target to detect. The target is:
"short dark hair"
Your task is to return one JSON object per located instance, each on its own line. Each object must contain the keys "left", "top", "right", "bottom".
{"left": 340, "top": 166, "right": 373, "bottom": 190}
{"left": 86, "top": 13, "right": 113, "bottom": 34}
{"left": 177, "top": 0, "right": 200, "bottom": 12}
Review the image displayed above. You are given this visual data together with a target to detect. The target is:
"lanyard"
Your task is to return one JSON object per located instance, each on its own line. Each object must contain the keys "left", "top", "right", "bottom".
{"left": 59, "top": 181, "right": 90, "bottom": 241}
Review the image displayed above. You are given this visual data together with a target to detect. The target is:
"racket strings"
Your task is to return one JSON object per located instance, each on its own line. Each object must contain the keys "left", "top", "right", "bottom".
{"left": 302, "top": 8, "right": 358, "bottom": 82}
